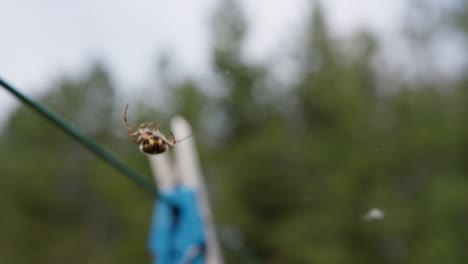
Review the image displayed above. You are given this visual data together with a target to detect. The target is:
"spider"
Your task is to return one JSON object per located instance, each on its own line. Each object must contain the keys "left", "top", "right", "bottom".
{"left": 124, "top": 104, "right": 192, "bottom": 154}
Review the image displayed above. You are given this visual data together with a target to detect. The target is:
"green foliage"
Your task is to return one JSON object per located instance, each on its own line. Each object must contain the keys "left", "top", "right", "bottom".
{"left": 1, "top": 1, "right": 468, "bottom": 264}
{"left": 0, "top": 66, "right": 152, "bottom": 264}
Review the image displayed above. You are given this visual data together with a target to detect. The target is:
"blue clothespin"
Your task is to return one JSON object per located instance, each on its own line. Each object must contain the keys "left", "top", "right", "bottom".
{"left": 146, "top": 116, "right": 223, "bottom": 264}
{"left": 148, "top": 186, "right": 205, "bottom": 264}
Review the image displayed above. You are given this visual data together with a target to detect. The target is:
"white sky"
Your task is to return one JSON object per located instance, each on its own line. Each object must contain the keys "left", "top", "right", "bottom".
{"left": 0, "top": 0, "right": 465, "bottom": 125}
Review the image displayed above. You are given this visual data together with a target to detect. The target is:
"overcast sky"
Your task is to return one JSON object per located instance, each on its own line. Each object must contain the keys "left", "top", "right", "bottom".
{"left": 0, "top": 0, "right": 465, "bottom": 125}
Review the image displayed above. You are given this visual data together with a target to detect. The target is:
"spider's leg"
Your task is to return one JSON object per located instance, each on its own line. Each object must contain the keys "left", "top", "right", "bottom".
{"left": 159, "top": 132, "right": 175, "bottom": 148}
{"left": 123, "top": 104, "right": 139, "bottom": 144}
{"left": 170, "top": 132, "right": 176, "bottom": 146}
{"left": 155, "top": 124, "right": 163, "bottom": 131}
{"left": 128, "top": 128, "right": 139, "bottom": 144}
{"left": 124, "top": 104, "right": 131, "bottom": 128}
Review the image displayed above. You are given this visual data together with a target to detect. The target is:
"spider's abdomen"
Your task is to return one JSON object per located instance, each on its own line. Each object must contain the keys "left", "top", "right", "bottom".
{"left": 154, "top": 138, "right": 167, "bottom": 153}
{"left": 140, "top": 138, "right": 167, "bottom": 154}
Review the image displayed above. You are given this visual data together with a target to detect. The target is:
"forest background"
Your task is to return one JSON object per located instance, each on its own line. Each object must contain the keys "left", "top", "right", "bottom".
{"left": 1, "top": 1, "right": 468, "bottom": 263}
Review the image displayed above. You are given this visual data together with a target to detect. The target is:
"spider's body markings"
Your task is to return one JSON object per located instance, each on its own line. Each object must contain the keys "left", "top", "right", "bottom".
{"left": 124, "top": 104, "right": 192, "bottom": 154}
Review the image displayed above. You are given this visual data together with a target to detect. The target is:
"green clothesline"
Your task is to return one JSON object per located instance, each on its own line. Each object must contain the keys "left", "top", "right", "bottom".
{"left": 0, "top": 76, "right": 158, "bottom": 197}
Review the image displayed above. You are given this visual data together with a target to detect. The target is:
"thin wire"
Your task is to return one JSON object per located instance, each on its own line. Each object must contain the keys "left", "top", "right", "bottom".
{"left": 0, "top": 77, "right": 158, "bottom": 197}
{"left": 175, "top": 133, "right": 194, "bottom": 144}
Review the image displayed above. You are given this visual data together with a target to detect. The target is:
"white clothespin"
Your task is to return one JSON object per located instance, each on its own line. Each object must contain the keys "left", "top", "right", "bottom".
{"left": 148, "top": 116, "right": 223, "bottom": 264}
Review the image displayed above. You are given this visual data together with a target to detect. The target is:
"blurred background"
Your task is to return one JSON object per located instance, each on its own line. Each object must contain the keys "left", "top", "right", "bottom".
{"left": 1, "top": 0, "right": 468, "bottom": 263}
